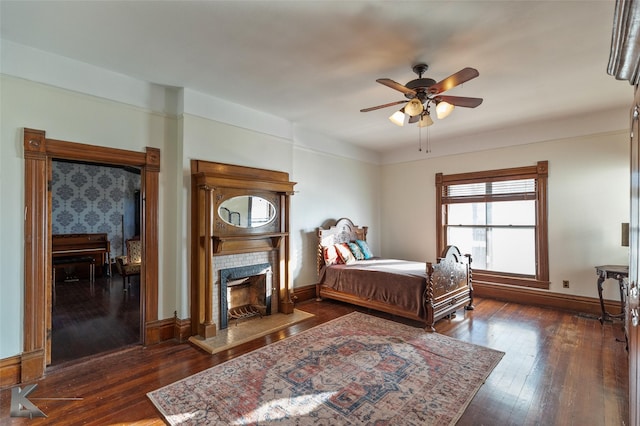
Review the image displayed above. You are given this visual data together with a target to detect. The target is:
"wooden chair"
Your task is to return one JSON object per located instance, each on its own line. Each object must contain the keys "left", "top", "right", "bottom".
{"left": 115, "top": 238, "right": 141, "bottom": 290}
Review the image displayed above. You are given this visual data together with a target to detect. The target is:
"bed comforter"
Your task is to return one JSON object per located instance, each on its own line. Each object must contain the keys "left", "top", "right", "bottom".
{"left": 319, "top": 258, "right": 427, "bottom": 318}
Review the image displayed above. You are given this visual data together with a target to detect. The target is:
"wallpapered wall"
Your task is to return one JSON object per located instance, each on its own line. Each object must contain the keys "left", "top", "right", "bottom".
{"left": 52, "top": 161, "right": 141, "bottom": 261}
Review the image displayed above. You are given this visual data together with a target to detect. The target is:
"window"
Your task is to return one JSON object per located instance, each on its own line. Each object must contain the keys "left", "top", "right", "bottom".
{"left": 436, "top": 161, "right": 549, "bottom": 289}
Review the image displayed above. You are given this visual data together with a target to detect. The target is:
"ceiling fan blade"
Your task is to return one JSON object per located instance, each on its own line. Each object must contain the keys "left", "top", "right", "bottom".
{"left": 429, "top": 67, "right": 479, "bottom": 95}
{"left": 376, "top": 78, "right": 417, "bottom": 96}
{"left": 360, "top": 100, "right": 407, "bottom": 113}
{"left": 437, "top": 95, "right": 483, "bottom": 108}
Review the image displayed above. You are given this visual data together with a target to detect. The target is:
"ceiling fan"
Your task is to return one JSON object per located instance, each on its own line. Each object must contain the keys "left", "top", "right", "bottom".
{"left": 361, "top": 63, "right": 483, "bottom": 127}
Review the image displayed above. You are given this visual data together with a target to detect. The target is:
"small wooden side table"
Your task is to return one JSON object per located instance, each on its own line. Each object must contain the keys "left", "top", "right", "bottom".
{"left": 595, "top": 265, "right": 629, "bottom": 324}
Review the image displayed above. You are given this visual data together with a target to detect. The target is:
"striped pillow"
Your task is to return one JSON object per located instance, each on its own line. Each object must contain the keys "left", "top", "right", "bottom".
{"left": 323, "top": 244, "right": 342, "bottom": 266}
{"left": 335, "top": 243, "right": 356, "bottom": 264}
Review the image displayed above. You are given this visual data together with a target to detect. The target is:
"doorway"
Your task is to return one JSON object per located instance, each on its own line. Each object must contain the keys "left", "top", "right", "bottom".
{"left": 50, "top": 159, "right": 142, "bottom": 364}
{"left": 22, "top": 128, "right": 160, "bottom": 380}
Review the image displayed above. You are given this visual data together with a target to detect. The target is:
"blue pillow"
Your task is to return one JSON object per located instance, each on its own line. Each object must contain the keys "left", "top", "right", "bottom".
{"left": 355, "top": 239, "right": 373, "bottom": 259}
{"left": 347, "top": 242, "right": 364, "bottom": 260}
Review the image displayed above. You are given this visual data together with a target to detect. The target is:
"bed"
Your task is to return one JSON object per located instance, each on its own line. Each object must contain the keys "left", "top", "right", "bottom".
{"left": 315, "top": 218, "right": 474, "bottom": 331}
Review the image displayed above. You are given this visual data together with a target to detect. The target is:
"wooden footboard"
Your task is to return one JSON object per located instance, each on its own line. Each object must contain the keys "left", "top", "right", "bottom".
{"left": 425, "top": 245, "right": 474, "bottom": 331}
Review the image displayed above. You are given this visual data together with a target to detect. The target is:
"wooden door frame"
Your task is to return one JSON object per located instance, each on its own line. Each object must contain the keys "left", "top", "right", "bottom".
{"left": 629, "top": 88, "right": 640, "bottom": 426}
{"left": 21, "top": 128, "right": 160, "bottom": 382}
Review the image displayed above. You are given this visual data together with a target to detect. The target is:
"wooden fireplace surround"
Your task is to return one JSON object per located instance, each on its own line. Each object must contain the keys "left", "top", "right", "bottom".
{"left": 190, "top": 160, "right": 296, "bottom": 338}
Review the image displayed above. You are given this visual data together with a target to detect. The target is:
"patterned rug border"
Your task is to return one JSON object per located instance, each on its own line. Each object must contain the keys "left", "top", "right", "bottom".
{"left": 149, "top": 311, "right": 505, "bottom": 425}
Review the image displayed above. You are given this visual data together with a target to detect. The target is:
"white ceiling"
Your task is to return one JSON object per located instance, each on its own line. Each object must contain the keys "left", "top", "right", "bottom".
{"left": 0, "top": 1, "right": 634, "bottom": 154}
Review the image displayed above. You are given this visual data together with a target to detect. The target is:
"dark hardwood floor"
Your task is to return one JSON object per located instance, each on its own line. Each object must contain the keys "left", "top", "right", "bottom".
{"left": 51, "top": 274, "right": 140, "bottom": 365}
{"left": 0, "top": 297, "right": 628, "bottom": 425}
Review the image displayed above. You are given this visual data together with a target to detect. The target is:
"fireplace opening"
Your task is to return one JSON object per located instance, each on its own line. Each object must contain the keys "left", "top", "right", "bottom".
{"left": 227, "top": 275, "right": 266, "bottom": 322}
{"left": 220, "top": 263, "right": 272, "bottom": 329}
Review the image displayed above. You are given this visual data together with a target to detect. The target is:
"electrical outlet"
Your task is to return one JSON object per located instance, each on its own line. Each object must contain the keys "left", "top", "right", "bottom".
{"left": 563, "top": 280, "right": 570, "bottom": 288}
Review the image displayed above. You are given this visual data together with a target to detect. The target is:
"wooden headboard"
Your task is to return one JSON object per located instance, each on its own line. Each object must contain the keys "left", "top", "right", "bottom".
{"left": 316, "top": 218, "right": 368, "bottom": 276}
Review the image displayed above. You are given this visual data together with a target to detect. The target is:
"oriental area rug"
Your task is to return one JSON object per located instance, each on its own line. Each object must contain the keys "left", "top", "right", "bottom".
{"left": 148, "top": 312, "right": 504, "bottom": 425}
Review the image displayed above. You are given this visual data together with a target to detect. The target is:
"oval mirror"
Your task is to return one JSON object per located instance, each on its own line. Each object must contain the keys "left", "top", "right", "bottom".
{"left": 218, "top": 195, "right": 276, "bottom": 228}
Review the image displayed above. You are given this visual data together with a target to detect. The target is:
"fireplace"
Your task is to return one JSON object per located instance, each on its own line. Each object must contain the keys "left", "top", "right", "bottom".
{"left": 219, "top": 263, "right": 272, "bottom": 329}
{"left": 191, "top": 160, "right": 296, "bottom": 338}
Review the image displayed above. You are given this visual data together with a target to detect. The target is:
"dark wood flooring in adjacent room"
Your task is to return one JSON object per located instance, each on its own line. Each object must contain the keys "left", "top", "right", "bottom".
{"left": 0, "top": 297, "right": 628, "bottom": 425}
{"left": 51, "top": 274, "right": 140, "bottom": 365}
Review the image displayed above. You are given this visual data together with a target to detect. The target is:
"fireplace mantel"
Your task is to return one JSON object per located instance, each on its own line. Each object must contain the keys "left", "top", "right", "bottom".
{"left": 190, "top": 160, "right": 296, "bottom": 338}
{"left": 211, "top": 232, "right": 288, "bottom": 255}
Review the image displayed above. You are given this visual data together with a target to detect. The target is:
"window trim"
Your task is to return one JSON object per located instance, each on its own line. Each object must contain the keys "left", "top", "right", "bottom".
{"left": 436, "top": 161, "right": 549, "bottom": 289}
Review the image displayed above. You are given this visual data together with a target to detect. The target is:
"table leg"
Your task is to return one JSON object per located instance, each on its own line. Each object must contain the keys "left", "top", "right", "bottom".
{"left": 617, "top": 276, "right": 625, "bottom": 316}
{"left": 597, "top": 272, "right": 607, "bottom": 324}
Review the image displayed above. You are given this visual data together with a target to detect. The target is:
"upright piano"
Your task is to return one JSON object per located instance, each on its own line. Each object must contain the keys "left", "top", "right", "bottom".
{"left": 52, "top": 233, "right": 111, "bottom": 281}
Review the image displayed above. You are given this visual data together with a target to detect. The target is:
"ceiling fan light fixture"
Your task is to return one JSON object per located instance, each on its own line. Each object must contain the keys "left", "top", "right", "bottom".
{"left": 418, "top": 113, "right": 434, "bottom": 128}
{"left": 389, "top": 110, "right": 406, "bottom": 126}
{"left": 404, "top": 98, "right": 424, "bottom": 117}
{"left": 436, "top": 101, "right": 455, "bottom": 119}
{"left": 362, "top": 64, "right": 482, "bottom": 129}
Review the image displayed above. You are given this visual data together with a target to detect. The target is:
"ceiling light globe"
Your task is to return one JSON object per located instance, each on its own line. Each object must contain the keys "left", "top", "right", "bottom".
{"left": 389, "top": 110, "right": 406, "bottom": 126}
{"left": 418, "top": 114, "right": 434, "bottom": 128}
{"left": 436, "top": 101, "right": 455, "bottom": 119}
{"left": 404, "top": 98, "right": 424, "bottom": 117}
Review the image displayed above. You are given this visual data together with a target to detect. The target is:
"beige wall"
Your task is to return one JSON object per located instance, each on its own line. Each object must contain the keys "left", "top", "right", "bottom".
{"left": 290, "top": 147, "right": 381, "bottom": 287}
{"left": 0, "top": 75, "right": 173, "bottom": 359}
{"left": 381, "top": 131, "right": 629, "bottom": 299}
{"left": 0, "top": 75, "right": 380, "bottom": 359}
